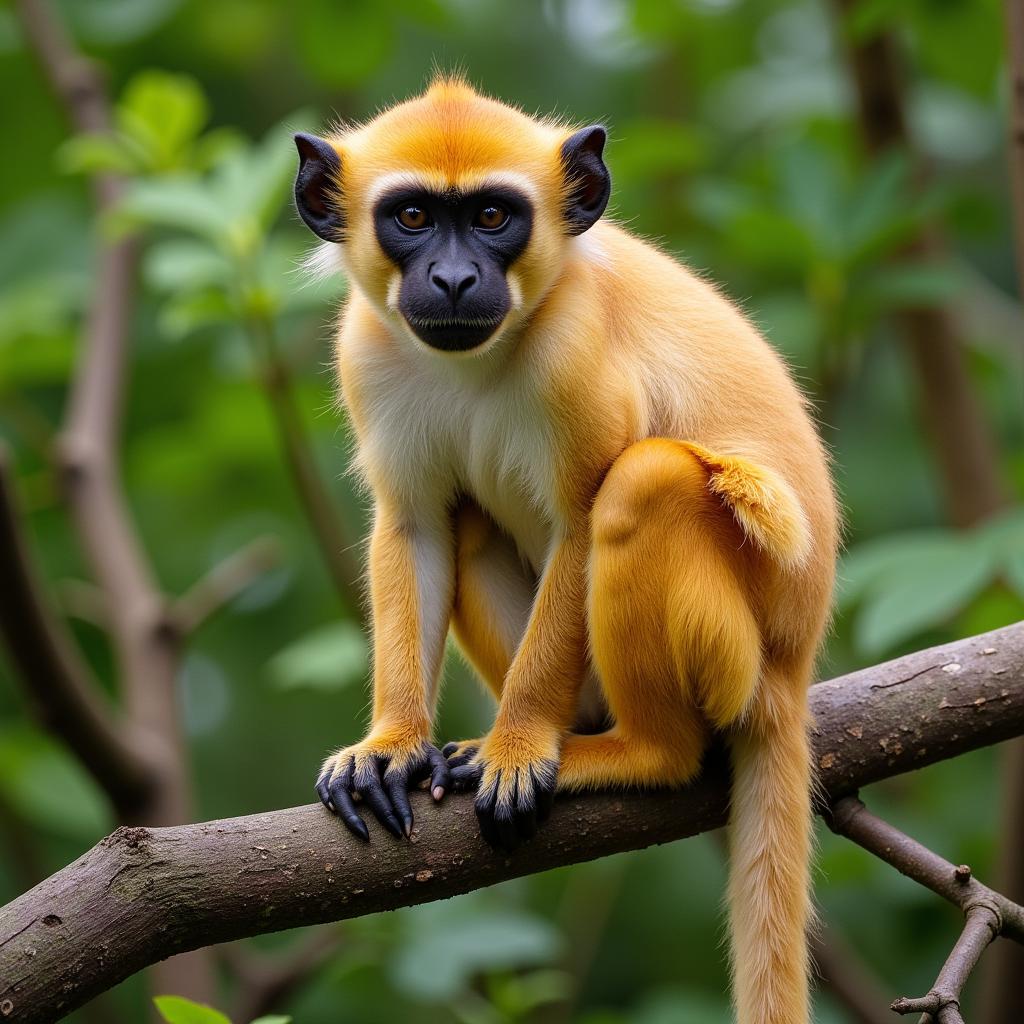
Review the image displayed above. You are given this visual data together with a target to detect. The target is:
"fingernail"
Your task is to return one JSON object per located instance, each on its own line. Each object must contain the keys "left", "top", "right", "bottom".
{"left": 432, "top": 786, "right": 445, "bottom": 801}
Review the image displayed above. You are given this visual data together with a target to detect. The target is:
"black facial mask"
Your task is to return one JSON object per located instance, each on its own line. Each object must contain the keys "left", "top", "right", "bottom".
{"left": 373, "top": 186, "right": 533, "bottom": 352}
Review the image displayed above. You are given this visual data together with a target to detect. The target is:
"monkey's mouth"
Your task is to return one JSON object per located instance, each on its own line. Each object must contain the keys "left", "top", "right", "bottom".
{"left": 404, "top": 315, "right": 504, "bottom": 353}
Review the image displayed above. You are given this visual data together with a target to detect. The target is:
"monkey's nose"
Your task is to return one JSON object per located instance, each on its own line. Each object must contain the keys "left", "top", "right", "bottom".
{"left": 430, "top": 264, "right": 478, "bottom": 302}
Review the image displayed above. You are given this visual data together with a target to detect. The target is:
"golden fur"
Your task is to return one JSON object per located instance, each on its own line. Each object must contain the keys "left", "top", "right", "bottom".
{"left": 314, "top": 75, "right": 839, "bottom": 1024}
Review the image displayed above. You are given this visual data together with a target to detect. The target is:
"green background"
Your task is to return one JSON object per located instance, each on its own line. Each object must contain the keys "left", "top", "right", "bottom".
{"left": 1, "top": 0, "right": 1022, "bottom": 1021}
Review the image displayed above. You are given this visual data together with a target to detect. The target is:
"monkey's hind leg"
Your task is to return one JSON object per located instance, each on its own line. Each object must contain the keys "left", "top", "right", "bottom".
{"left": 559, "top": 438, "right": 761, "bottom": 792}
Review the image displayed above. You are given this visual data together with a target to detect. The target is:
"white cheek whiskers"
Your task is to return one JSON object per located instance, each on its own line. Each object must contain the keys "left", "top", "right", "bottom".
{"left": 507, "top": 271, "right": 523, "bottom": 312}
{"left": 386, "top": 271, "right": 402, "bottom": 310}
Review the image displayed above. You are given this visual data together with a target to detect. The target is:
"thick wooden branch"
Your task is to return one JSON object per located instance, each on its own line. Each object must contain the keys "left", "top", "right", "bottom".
{"left": 1, "top": 623, "right": 1022, "bottom": 1023}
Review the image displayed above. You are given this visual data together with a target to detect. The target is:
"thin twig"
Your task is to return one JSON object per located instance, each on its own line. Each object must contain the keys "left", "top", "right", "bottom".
{"left": 226, "top": 927, "right": 344, "bottom": 1023}
{"left": 173, "top": 535, "right": 282, "bottom": 633}
{"left": 827, "top": 797, "right": 1024, "bottom": 944}
{"left": 828, "top": 796, "right": 1024, "bottom": 1021}
{"left": 890, "top": 911, "right": 996, "bottom": 1023}
{"left": 247, "top": 313, "right": 364, "bottom": 618}
{"left": 810, "top": 927, "right": 894, "bottom": 1024}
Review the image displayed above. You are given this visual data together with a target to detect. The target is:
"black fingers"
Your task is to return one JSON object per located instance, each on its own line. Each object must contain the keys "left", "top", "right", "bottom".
{"left": 354, "top": 756, "right": 403, "bottom": 839}
{"left": 443, "top": 742, "right": 479, "bottom": 768}
{"left": 532, "top": 766, "right": 556, "bottom": 824}
{"left": 386, "top": 770, "right": 415, "bottom": 838}
{"left": 449, "top": 761, "right": 483, "bottom": 793}
{"left": 474, "top": 764, "right": 557, "bottom": 853}
{"left": 427, "top": 745, "right": 450, "bottom": 800}
{"left": 318, "top": 743, "right": 453, "bottom": 842}
{"left": 321, "top": 758, "right": 369, "bottom": 842}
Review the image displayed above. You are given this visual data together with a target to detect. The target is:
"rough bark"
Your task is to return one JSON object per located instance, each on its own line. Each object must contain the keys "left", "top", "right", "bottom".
{"left": 0, "top": 622, "right": 1022, "bottom": 1023}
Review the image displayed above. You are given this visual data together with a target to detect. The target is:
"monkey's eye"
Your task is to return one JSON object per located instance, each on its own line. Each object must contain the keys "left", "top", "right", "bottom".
{"left": 396, "top": 206, "right": 431, "bottom": 231}
{"left": 476, "top": 205, "right": 509, "bottom": 230}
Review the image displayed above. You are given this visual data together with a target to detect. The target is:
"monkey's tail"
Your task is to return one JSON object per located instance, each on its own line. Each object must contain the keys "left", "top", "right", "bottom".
{"left": 727, "top": 687, "right": 815, "bottom": 1024}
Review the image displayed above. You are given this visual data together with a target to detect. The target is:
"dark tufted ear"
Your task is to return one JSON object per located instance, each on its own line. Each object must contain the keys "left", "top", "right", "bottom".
{"left": 293, "top": 133, "right": 345, "bottom": 241}
{"left": 560, "top": 125, "right": 611, "bottom": 235}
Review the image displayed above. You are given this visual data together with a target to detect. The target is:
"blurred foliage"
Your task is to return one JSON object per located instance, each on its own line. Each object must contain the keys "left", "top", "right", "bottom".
{"left": 154, "top": 995, "right": 290, "bottom": 1024}
{"left": 0, "top": 0, "right": 1021, "bottom": 1022}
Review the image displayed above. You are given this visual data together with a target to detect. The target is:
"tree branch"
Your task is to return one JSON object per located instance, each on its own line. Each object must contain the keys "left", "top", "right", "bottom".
{"left": 0, "top": 445, "right": 156, "bottom": 816}
{"left": 224, "top": 928, "right": 343, "bottom": 1024}
{"left": 979, "top": 12, "right": 1024, "bottom": 1020}
{"left": 826, "top": 796, "right": 1024, "bottom": 943}
{"left": 828, "top": 796, "right": 1022, "bottom": 1022}
{"left": 810, "top": 928, "right": 894, "bottom": 1024}
{"left": 13, "top": 0, "right": 215, "bottom": 1004}
{"left": 832, "top": 0, "right": 1006, "bottom": 527}
{"left": 890, "top": 911, "right": 996, "bottom": 1023}
{"left": 1, "top": 622, "right": 1022, "bottom": 1023}
{"left": 172, "top": 536, "right": 282, "bottom": 634}
{"left": 247, "top": 314, "right": 364, "bottom": 619}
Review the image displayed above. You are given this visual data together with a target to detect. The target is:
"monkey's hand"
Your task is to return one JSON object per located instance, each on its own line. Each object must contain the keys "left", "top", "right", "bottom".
{"left": 315, "top": 732, "right": 449, "bottom": 842}
{"left": 441, "top": 737, "right": 483, "bottom": 784}
{"left": 452, "top": 724, "right": 561, "bottom": 851}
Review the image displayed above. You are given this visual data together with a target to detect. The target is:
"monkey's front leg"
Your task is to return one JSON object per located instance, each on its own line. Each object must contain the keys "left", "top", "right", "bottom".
{"left": 316, "top": 505, "right": 454, "bottom": 841}
{"left": 455, "top": 529, "right": 589, "bottom": 850}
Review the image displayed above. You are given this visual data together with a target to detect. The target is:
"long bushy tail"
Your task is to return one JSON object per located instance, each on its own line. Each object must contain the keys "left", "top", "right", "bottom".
{"left": 728, "top": 694, "right": 815, "bottom": 1024}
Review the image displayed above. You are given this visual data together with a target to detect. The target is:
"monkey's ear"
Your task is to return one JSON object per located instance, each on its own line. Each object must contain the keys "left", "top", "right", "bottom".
{"left": 294, "top": 133, "right": 345, "bottom": 241}
{"left": 560, "top": 125, "right": 611, "bottom": 236}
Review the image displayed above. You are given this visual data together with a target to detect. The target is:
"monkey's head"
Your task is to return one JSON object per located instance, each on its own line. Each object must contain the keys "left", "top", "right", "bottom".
{"left": 293, "top": 75, "right": 610, "bottom": 355}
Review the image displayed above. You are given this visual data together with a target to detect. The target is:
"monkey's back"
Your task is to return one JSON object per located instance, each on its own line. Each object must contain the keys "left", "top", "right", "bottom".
{"left": 573, "top": 222, "right": 839, "bottom": 654}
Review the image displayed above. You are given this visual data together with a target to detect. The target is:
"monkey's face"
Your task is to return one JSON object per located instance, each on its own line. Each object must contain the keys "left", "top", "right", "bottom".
{"left": 370, "top": 183, "right": 533, "bottom": 352}
{"left": 293, "top": 78, "right": 610, "bottom": 356}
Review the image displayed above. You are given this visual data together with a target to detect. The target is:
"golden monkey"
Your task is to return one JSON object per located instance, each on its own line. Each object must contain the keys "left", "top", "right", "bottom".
{"left": 294, "top": 75, "right": 838, "bottom": 1024}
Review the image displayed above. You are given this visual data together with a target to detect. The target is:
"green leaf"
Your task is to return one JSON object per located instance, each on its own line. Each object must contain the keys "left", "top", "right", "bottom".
{"left": 57, "top": 134, "right": 140, "bottom": 175}
{"left": 0, "top": 726, "right": 111, "bottom": 839}
{"left": 487, "top": 968, "right": 571, "bottom": 1016}
{"left": 1007, "top": 550, "right": 1024, "bottom": 601}
{"left": 117, "top": 70, "right": 210, "bottom": 172}
{"left": 145, "top": 239, "right": 234, "bottom": 293}
{"left": 852, "top": 535, "right": 999, "bottom": 656}
{"left": 157, "top": 289, "right": 236, "bottom": 340}
{"left": 210, "top": 117, "right": 309, "bottom": 235}
{"left": 111, "top": 175, "right": 232, "bottom": 241}
{"left": 859, "top": 262, "right": 963, "bottom": 312}
{"left": 268, "top": 621, "right": 368, "bottom": 691}
{"left": 64, "top": 0, "right": 182, "bottom": 45}
{"left": 153, "top": 997, "right": 232, "bottom": 1024}
{"left": 838, "top": 532, "right": 948, "bottom": 610}
{"left": 393, "top": 908, "right": 562, "bottom": 1001}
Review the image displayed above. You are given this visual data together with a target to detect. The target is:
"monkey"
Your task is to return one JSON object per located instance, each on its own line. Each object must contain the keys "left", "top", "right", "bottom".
{"left": 293, "top": 75, "right": 838, "bottom": 1024}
